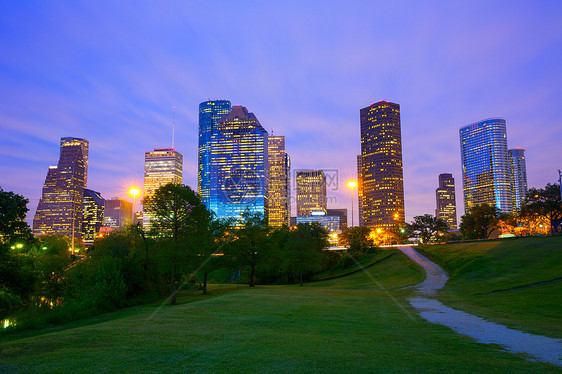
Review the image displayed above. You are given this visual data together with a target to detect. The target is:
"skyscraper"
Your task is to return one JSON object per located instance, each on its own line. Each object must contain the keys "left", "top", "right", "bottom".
{"left": 143, "top": 148, "right": 183, "bottom": 228}
{"left": 460, "top": 118, "right": 512, "bottom": 214}
{"left": 103, "top": 198, "right": 133, "bottom": 228}
{"left": 268, "top": 136, "right": 291, "bottom": 227}
{"left": 357, "top": 155, "right": 364, "bottom": 227}
{"left": 198, "top": 100, "right": 232, "bottom": 207}
{"left": 33, "top": 137, "right": 89, "bottom": 238}
{"left": 435, "top": 173, "right": 457, "bottom": 230}
{"left": 82, "top": 189, "right": 104, "bottom": 245}
{"left": 207, "top": 105, "right": 268, "bottom": 221}
{"left": 296, "top": 170, "right": 327, "bottom": 217}
{"left": 508, "top": 148, "right": 528, "bottom": 211}
{"left": 359, "top": 101, "right": 405, "bottom": 229}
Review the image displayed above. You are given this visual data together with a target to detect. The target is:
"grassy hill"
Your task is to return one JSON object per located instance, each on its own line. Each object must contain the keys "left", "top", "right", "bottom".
{"left": 1, "top": 247, "right": 558, "bottom": 373}
{"left": 417, "top": 235, "right": 562, "bottom": 338}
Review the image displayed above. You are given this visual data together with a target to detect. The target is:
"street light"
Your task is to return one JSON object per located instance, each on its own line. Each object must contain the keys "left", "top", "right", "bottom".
{"left": 129, "top": 187, "right": 140, "bottom": 224}
{"left": 347, "top": 181, "right": 357, "bottom": 227}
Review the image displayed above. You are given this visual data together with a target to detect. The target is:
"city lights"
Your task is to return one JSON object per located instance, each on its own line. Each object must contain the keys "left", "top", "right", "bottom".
{"left": 129, "top": 187, "right": 140, "bottom": 223}
{"left": 347, "top": 180, "right": 357, "bottom": 227}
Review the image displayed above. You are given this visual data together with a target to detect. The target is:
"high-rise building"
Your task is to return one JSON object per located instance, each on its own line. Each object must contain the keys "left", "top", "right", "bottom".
{"left": 82, "top": 189, "right": 104, "bottom": 245}
{"left": 103, "top": 198, "right": 132, "bottom": 228}
{"left": 143, "top": 148, "right": 183, "bottom": 228}
{"left": 207, "top": 105, "right": 269, "bottom": 221}
{"left": 357, "top": 155, "right": 364, "bottom": 227}
{"left": 33, "top": 137, "right": 89, "bottom": 238}
{"left": 435, "top": 174, "right": 457, "bottom": 230}
{"left": 508, "top": 148, "right": 528, "bottom": 211}
{"left": 359, "top": 101, "right": 405, "bottom": 229}
{"left": 460, "top": 118, "right": 512, "bottom": 214}
{"left": 296, "top": 170, "right": 327, "bottom": 217}
{"left": 198, "top": 100, "right": 232, "bottom": 206}
{"left": 268, "top": 136, "right": 291, "bottom": 227}
{"left": 327, "top": 208, "right": 348, "bottom": 229}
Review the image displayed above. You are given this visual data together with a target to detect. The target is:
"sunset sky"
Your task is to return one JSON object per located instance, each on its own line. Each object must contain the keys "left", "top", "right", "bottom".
{"left": 1, "top": 1, "right": 561, "bottom": 225}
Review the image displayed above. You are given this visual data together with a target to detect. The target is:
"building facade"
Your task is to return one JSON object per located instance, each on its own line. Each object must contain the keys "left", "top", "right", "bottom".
{"left": 33, "top": 137, "right": 89, "bottom": 238}
{"left": 198, "top": 100, "right": 232, "bottom": 207}
{"left": 206, "top": 105, "right": 269, "bottom": 221}
{"left": 296, "top": 170, "right": 327, "bottom": 217}
{"left": 327, "top": 208, "right": 348, "bottom": 230}
{"left": 82, "top": 189, "right": 104, "bottom": 244}
{"left": 267, "top": 136, "right": 291, "bottom": 227}
{"left": 435, "top": 173, "right": 457, "bottom": 230}
{"left": 359, "top": 101, "right": 405, "bottom": 229}
{"left": 103, "top": 198, "right": 133, "bottom": 228}
{"left": 460, "top": 118, "right": 512, "bottom": 214}
{"left": 143, "top": 148, "right": 183, "bottom": 228}
{"left": 508, "top": 148, "right": 528, "bottom": 211}
{"left": 357, "top": 155, "right": 364, "bottom": 227}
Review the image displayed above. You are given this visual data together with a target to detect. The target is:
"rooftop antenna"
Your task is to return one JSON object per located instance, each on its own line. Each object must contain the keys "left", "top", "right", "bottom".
{"left": 172, "top": 106, "right": 175, "bottom": 149}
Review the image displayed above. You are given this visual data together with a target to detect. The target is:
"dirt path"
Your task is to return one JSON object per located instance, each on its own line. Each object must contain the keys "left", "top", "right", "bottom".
{"left": 398, "top": 246, "right": 562, "bottom": 368}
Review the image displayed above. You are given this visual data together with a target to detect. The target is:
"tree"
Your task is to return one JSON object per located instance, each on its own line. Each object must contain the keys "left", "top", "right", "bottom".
{"left": 229, "top": 210, "right": 268, "bottom": 287}
{"left": 285, "top": 223, "right": 327, "bottom": 286}
{"left": 520, "top": 183, "right": 562, "bottom": 233}
{"left": 405, "top": 214, "right": 449, "bottom": 243}
{"left": 459, "top": 204, "right": 500, "bottom": 239}
{"left": 0, "top": 187, "right": 34, "bottom": 246}
{"left": 339, "top": 226, "right": 375, "bottom": 256}
{"left": 143, "top": 183, "right": 208, "bottom": 305}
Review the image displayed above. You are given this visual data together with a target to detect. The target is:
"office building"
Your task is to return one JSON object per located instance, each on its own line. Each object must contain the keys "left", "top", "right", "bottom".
{"left": 143, "top": 148, "right": 183, "bottom": 228}
{"left": 82, "top": 189, "right": 104, "bottom": 244}
{"left": 296, "top": 214, "right": 341, "bottom": 233}
{"left": 435, "top": 174, "right": 457, "bottom": 230}
{"left": 33, "top": 137, "right": 89, "bottom": 238}
{"left": 359, "top": 101, "right": 405, "bottom": 229}
{"left": 296, "top": 170, "right": 327, "bottom": 217}
{"left": 198, "top": 100, "right": 232, "bottom": 206}
{"left": 509, "top": 148, "right": 528, "bottom": 211}
{"left": 357, "top": 155, "right": 364, "bottom": 227}
{"left": 327, "top": 208, "right": 348, "bottom": 230}
{"left": 103, "top": 198, "right": 133, "bottom": 228}
{"left": 268, "top": 136, "right": 291, "bottom": 227}
{"left": 207, "top": 105, "right": 269, "bottom": 221}
{"left": 460, "top": 118, "right": 512, "bottom": 214}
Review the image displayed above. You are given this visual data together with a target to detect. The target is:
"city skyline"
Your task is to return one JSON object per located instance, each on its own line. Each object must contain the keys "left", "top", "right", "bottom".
{"left": 1, "top": 2, "right": 561, "bottom": 226}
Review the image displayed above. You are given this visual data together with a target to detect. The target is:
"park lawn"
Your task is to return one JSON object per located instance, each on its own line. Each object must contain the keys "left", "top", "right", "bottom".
{"left": 417, "top": 235, "right": 562, "bottom": 338}
{"left": 0, "top": 250, "right": 558, "bottom": 373}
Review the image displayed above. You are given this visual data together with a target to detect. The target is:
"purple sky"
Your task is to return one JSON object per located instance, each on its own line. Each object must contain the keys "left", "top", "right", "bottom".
{"left": 1, "top": 1, "right": 561, "bottom": 226}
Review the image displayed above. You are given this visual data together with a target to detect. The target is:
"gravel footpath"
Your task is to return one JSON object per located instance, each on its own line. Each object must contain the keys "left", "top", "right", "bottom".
{"left": 399, "top": 246, "right": 562, "bottom": 367}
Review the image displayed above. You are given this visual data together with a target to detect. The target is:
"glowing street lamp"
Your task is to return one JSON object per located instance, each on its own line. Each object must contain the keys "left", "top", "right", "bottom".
{"left": 347, "top": 181, "right": 357, "bottom": 227}
{"left": 129, "top": 187, "right": 140, "bottom": 224}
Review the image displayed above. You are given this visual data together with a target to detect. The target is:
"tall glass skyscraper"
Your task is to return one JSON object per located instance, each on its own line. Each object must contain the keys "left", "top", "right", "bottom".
{"left": 268, "top": 136, "right": 290, "bottom": 227}
{"left": 508, "top": 148, "right": 528, "bottom": 211}
{"left": 358, "top": 101, "right": 405, "bottom": 229}
{"left": 143, "top": 148, "right": 183, "bottom": 228}
{"left": 33, "top": 137, "right": 89, "bottom": 237}
{"left": 435, "top": 173, "right": 457, "bottom": 230}
{"left": 206, "top": 105, "right": 268, "bottom": 221}
{"left": 460, "top": 118, "right": 512, "bottom": 214}
{"left": 296, "top": 170, "right": 327, "bottom": 217}
{"left": 198, "top": 100, "right": 232, "bottom": 207}
{"left": 82, "top": 188, "right": 104, "bottom": 244}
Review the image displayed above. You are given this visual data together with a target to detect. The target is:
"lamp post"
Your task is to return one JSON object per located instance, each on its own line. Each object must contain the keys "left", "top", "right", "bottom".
{"left": 129, "top": 187, "right": 140, "bottom": 224}
{"left": 347, "top": 181, "right": 357, "bottom": 227}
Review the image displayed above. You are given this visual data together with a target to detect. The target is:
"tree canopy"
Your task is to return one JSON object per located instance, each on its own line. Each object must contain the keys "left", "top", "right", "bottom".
{"left": 459, "top": 204, "right": 500, "bottom": 239}
{"left": 406, "top": 214, "right": 449, "bottom": 243}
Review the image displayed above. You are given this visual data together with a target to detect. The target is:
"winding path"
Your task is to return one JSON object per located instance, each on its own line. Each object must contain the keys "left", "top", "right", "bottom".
{"left": 398, "top": 246, "right": 562, "bottom": 367}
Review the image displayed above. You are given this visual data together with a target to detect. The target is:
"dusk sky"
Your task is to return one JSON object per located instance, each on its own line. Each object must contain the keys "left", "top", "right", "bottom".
{"left": 1, "top": 1, "right": 561, "bottom": 225}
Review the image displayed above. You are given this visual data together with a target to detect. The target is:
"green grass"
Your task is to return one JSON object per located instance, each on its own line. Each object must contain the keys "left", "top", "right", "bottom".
{"left": 417, "top": 235, "right": 562, "bottom": 338}
{"left": 0, "top": 249, "right": 558, "bottom": 373}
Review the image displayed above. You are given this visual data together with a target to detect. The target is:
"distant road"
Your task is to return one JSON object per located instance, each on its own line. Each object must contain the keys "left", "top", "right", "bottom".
{"left": 398, "top": 246, "right": 562, "bottom": 368}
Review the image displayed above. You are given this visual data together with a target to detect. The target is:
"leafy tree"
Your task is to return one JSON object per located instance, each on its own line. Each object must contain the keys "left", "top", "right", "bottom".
{"left": 229, "top": 210, "right": 269, "bottom": 287}
{"left": 339, "top": 226, "right": 375, "bottom": 256}
{"left": 143, "top": 183, "right": 208, "bottom": 304}
{"left": 35, "top": 235, "right": 74, "bottom": 298}
{"left": 285, "top": 223, "right": 327, "bottom": 286}
{"left": 459, "top": 204, "right": 500, "bottom": 239}
{"left": 520, "top": 183, "right": 562, "bottom": 233}
{"left": 405, "top": 214, "right": 449, "bottom": 243}
{"left": 0, "top": 187, "right": 34, "bottom": 246}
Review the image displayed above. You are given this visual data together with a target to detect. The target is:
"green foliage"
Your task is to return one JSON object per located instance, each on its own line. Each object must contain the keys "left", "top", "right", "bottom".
{"left": 90, "top": 258, "right": 127, "bottom": 311}
{"left": 284, "top": 223, "right": 327, "bottom": 285}
{"left": 0, "top": 187, "right": 34, "bottom": 246}
{"left": 35, "top": 235, "right": 73, "bottom": 298}
{"left": 459, "top": 204, "right": 500, "bottom": 239}
{"left": 521, "top": 183, "right": 562, "bottom": 233}
{"left": 405, "top": 214, "right": 449, "bottom": 243}
{"left": 338, "top": 226, "right": 375, "bottom": 257}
